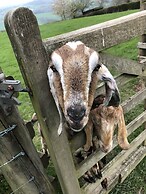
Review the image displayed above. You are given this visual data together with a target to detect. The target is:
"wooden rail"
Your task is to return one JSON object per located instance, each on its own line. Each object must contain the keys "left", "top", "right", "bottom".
{"left": 100, "top": 53, "right": 146, "bottom": 76}
{"left": 83, "top": 145, "right": 146, "bottom": 194}
{"left": 76, "top": 110, "right": 146, "bottom": 178}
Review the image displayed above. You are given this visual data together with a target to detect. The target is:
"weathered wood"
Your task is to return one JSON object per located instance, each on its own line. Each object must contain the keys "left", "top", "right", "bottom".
{"left": 43, "top": 11, "right": 146, "bottom": 56}
{"left": 82, "top": 129, "right": 146, "bottom": 194}
{"left": 83, "top": 130, "right": 146, "bottom": 193}
{"left": 0, "top": 106, "right": 55, "bottom": 194}
{"left": 84, "top": 145, "right": 146, "bottom": 194}
{"left": 122, "top": 87, "right": 146, "bottom": 113}
{"left": 139, "top": 0, "right": 146, "bottom": 146}
{"left": 4, "top": 7, "right": 81, "bottom": 194}
{"left": 100, "top": 53, "right": 146, "bottom": 76}
{"left": 76, "top": 110, "right": 146, "bottom": 178}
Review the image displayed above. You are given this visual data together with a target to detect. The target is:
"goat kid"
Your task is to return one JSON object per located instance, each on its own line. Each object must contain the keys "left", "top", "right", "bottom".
{"left": 84, "top": 94, "right": 130, "bottom": 153}
{"left": 80, "top": 95, "right": 129, "bottom": 184}
{"left": 47, "top": 41, "right": 120, "bottom": 135}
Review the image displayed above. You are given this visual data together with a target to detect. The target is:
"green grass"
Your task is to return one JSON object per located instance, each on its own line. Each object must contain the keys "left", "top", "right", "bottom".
{"left": 0, "top": 9, "right": 146, "bottom": 194}
{"left": 40, "top": 10, "right": 138, "bottom": 39}
{"left": 105, "top": 37, "right": 139, "bottom": 61}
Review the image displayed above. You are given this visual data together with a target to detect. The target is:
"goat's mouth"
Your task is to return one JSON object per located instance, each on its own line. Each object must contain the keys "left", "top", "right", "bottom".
{"left": 65, "top": 105, "right": 88, "bottom": 132}
{"left": 70, "top": 127, "right": 84, "bottom": 132}
{"left": 67, "top": 120, "right": 85, "bottom": 132}
{"left": 66, "top": 116, "right": 88, "bottom": 132}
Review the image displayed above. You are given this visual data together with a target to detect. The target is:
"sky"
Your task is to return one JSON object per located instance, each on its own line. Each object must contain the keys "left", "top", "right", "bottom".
{"left": 0, "top": 0, "right": 34, "bottom": 8}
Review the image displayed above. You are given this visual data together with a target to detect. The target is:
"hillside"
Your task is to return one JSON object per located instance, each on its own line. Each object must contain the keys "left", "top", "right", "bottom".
{"left": 0, "top": 0, "right": 61, "bottom": 31}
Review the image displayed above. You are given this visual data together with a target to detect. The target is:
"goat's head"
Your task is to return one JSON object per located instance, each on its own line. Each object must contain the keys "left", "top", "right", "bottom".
{"left": 47, "top": 41, "right": 120, "bottom": 132}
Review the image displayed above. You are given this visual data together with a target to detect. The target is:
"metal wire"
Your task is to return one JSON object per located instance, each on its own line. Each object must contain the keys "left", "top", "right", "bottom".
{"left": 10, "top": 176, "right": 35, "bottom": 194}
{"left": 0, "top": 152, "right": 25, "bottom": 168}
{"left": 0, "top": 124, "right": 17, "bottom": 137}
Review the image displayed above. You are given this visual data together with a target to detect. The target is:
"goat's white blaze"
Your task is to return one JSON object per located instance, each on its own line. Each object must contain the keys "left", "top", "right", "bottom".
{"left": 51, "top": 51, "right": 67, "bottom": 98}
{"left": 51, "top": 52, "right": 63, "bottom": 71}
{"left": 47, "top": 68, "right": 63, "bottom": 135}
{"left": 66, "top": 41, "right": 83, "bottom": 50}
{"left": 86, "top": 51, "right": 99, "bottom": 97}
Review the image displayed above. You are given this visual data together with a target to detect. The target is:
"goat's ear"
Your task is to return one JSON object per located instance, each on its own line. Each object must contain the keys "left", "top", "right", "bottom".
{"left": 96, "top": 64, "right": 120, "bottom": 106}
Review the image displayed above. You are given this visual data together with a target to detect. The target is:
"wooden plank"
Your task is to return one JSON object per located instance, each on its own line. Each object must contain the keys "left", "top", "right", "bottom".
{"left": 139, "top": 0, "right": 146, "bottom": 146}
{"left": 100, "top": 53, "right": 146, "bottom": 76}
{"left": 43, "top": 11, "right": 146, "bottom": 56}
{"left": 0, "top": 121, "right": 38, "bottom": 194}
{"left": 0, "top": 106, "right": 55, "bottom": 194}
{"left": 76, "top": 111, "right": 146, "bottom": 178}
{"left": 122, "top": 88, "right": 146, "bottom": 113}
{"left": 70, "top": 131, "right": 85, "bottom": 153}
{"left": 82, "top": 129, "right": 146, "bottom": 193}
{"left": 85, "top": 145, "right": 146, "bottom": 194}
{"left": 4, "top": 7, "right": 81, "bottom": 194}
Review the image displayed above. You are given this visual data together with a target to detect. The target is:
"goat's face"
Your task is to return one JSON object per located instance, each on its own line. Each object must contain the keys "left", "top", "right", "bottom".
{"left": 48, "top": 41, "right": 120, "bottom": 132}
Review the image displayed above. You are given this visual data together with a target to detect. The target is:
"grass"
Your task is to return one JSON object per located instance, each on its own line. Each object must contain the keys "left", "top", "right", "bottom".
{"left": 0, "top": 9, "right": 146, "bottom": 194}
{"left": 40, "top": 9, "right": 138, "bottom": 38}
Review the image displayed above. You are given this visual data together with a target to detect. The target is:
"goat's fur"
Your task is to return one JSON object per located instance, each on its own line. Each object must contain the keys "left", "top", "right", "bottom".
{"left": 47, "top": 41, "right": 120, "bottom": 134}
{"left": 84, "top": 95, "right": 130, "bottom": 153}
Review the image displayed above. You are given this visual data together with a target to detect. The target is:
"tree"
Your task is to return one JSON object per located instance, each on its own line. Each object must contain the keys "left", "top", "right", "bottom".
{"left": 76, "top": 0, "right": 93, "bottom": 14}
{"left": 52, "top": 0, "right": 71, "bottom": 20}
{"left": 53, "top": 0, "right": 93, "bottom": 19}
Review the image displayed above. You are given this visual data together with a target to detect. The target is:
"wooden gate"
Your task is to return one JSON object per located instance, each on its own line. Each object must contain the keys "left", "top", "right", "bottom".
{"left": 3, "top": 0, "right": 146, "bottom": 193}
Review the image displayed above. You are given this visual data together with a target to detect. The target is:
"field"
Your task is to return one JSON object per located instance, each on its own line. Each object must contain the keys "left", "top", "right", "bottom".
{"left": 0, "top": 9, "right": 146, "bottom": 194}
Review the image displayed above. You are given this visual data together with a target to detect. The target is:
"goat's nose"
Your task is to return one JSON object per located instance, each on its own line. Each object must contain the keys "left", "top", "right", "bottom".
{"left": 67, "top": 106, "right": 86, "bottom": 122}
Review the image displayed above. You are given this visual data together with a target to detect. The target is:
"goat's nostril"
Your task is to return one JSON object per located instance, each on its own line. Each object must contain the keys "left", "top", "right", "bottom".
{"left": 67, "top": 106, "right": 86, "bottom": 121}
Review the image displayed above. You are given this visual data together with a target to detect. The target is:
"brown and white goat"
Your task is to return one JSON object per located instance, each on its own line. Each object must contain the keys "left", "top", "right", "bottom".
{"left": 47, "top": 41, "right": 120, "bottom": 135}
{"left": 84, "top": 95, "right": 130, "bottom": 153}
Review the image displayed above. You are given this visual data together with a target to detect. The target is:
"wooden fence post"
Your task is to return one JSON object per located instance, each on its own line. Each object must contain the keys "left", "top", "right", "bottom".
{"left": 4, "top": 7, "right": 81, "bottom": 194}
{"left": 139, "top": 0, "right": 146, "bottom": 146}
{"left": 0, "top": 70, "right": 55, "bottom": 193}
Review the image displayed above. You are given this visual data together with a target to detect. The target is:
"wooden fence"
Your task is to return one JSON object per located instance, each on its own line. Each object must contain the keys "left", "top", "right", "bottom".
{"left": 1, "top": 0, "right": 146, "bottom": 193}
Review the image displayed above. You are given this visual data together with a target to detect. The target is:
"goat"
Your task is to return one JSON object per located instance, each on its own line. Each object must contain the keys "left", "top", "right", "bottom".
{"left": 84, "top": 94, "right": 130, "bottom": 153}
{"left": 79, "top": 95, "right": 129, "bottom": 184}
{"left": 47, "top": 41, "right": 120, "bottom": 135}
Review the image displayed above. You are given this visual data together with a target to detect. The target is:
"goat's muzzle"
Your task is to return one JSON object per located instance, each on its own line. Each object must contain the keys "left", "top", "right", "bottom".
{"left": 66, "top": 105, "right": 87, "bottom": 132}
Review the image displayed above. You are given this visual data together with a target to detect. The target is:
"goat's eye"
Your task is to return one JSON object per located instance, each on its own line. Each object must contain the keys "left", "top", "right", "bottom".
{"left": 93, "top": 64, "right": 101, "bottom": 72}
{"left": 50, "top": 65, "right": 58, "bottom": 73}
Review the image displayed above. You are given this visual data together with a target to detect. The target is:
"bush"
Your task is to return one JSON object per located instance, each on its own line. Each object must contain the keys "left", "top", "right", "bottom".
{"left": 83, "top": 1, "right": 140, "bottom": 16}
